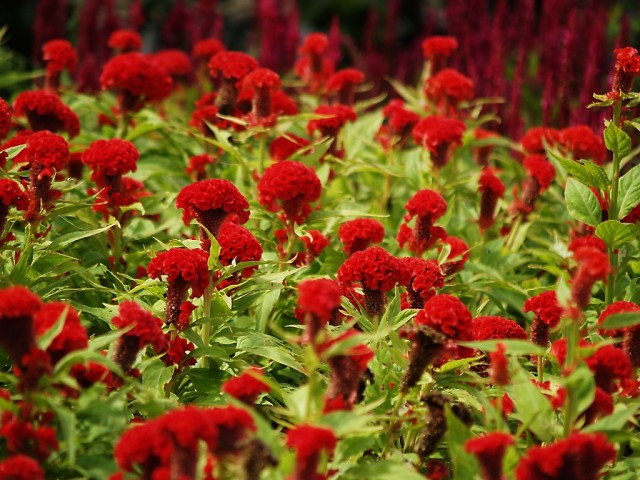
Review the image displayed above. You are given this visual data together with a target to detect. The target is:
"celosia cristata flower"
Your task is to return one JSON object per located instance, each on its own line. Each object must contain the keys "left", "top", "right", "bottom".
{"left": 153, "top": 50, "right": 193, "bottom": 82}
{"left": 189, "top": 104, "right": 234, "bottom": 135}
{"left": 222, "top": 367, "right": 270, "bottom": 404}
{"left": 378, "top": 99, "right": 421, "bottom": 150}
{"left": 415, "top": 294, "right": 473, "bottom": 341}
{"left": 216, "top": 221, "right": 263, "bottom": 286}
{"left": 0, "top": 130, "right": 32, "bottom": 168}
{"left": 42, "top": 39, "right": 77, "bottom": 90}
{"left": 0, "top": 179, "right": 29, "bottom": 238}
{"left": 473, "top": 128, "right": 499, "bottom": 166}
{"left": 397, "top": 189, "right": 447, "bottom": 255}
{"left": 465, "top": 432, "right": 513, "bottom": 480}
{"left": 12, "top": 90, "right": 80, "bottom": 137}
{"left": 286, "top": 424, "right": 337, "bottom": 480}
{"left": 297, "top": 278, "right": 343, "bottom": 343}
{"left": 269, "top": 134, "right": 311, "bottom": 161}
{"left": 511, "top": 154, "right": 556, "bottom": 217}
{"left": 241, "top": 67, "right": 282, "bottom": 127}
{"left": 0, "top": 286, "right": 42, "bottom": 362}
{"left": 0, "top": 455, "right": 45, "bottom": 480}
{"left": 100, "top": 53, "right": 173, "bottom": 112}
{"left": 412, "top": 115, "right": 466, "bottom": 169}
{"left": 258, "top": 160, "right": 321, "bottom": 225}
{"left": 598, "top": 300, "right": 640, "bottom": 366}
{"left": 440, "top": 235, "right": 470, "bottom": 275}
{"left": 478, "top": 168, "right": 505, "bottom": 232}
{"left": 425, "top": 68, "right": 474, "bottom": 111}
{"left": 307, "top": 104, "right": 357, "bottom": 158}
{"left": 111, "top": 301, "right": 167, "bottom": 373}
{"left": 586, "top": 344, "right": 634, "bottom": 394}
{"left": 472, "top": 316, "right": 527, "bottom": 341}
{"left": 520, "top": 126, "right": 560, "bottom": 154}
{"left": 33, "top": 302, "right": 88, "bottom": 364}
{"left": 82, "top": 138, "right": 139, "bottom": 194}
{"left": 338, "top": 218, "right": 385, "bottom": 256}
{"left": 523, "top": 290, "right": 563, "bottom": 346}
{"left": 186, "top": 153, "right": 215, "bottom": 180}
{"left": 192, "top": 38, "right": 225, "bottom": 65}
{"left": 571, "top": 246, "right": 610, "bottom": 311}
{"left": 147, "top": 248, "right": 210, "bottom": 329}
{"left": 402, "top": 257, "right": 444, "bottom": 309}
{"left": 107, "top": 29, "right": 142, "bottom": 53}
{"left": 295, "top": 33, "right": 334, "bottom": 93}
{"left": 299, "top": 229, "right": 329, "bottom": 264}
{"left": 400, "top": 324, "right": 446, "bottom": 393}
{"left": 208, "top": 405, "right": 256, "bottom": 456}
{"left": 326, "top": 68, "right": 365, "bottom": 105}
{"left": 176, "top": 178, "right": 250, "bottom": 245}
{"left": 515, "top": 432, "right": 615, "bottom": 480}
{"left": 208, "top": 51, "right": 259, "bottom": 115}
{"left": 612, "top": 47, "right": 640, "bottom": 92}
{"left": 0, "top": 98, "right": 10, "bottom": 140}
{"left": 569, "top": 234, "right": 606, "bottom": 253}
{"left": 113, "top": 421, "right": 163, "bottom": 478}
{"left": 489, "top": 343, "right": 510, "bottom": 386}
{"left": 337, "top": 246, "right": 410, "bottom": 317}
{"left": 421, "top": 36, "right": 458, "bottom": 73}
{"left": 559, "top": 125, "right": 607, "bottom": 165}
{"left": 162, "top": 335, "right": 196, "bottom": 369}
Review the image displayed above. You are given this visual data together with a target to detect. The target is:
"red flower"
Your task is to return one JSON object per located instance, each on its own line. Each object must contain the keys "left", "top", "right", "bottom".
{"left": 515, "top": 432, "right": 615, "bottom": 480}
{"left": 216, "top": 221, "right": 263, "bottom": 286}
{"left": 397, "top": 189, "right": 447, "bottom": 255}
{"left": 192, "top": 38, "right": 225, "bottom": 64}
{"left": 402, "top": 257, "right": 445, "bottom": 309}
{"left": 189, "top": 104, "right": 233, "bottom": 135}
{"left": 82, "top": 138, "right": 139, "bottom": 182}
{"left": 0, "top": 286, "right": 41, "bottom": 362}
{"left": 42, "top": 39, "right": 76, "bottom": 89}
{"left": 286, "top": 424, "right": 337, "bottom": 480}
{"left": 13, "top": 90, "right": 80, "bottom": 137}
{"left": 571, "top": 247, "right": 610, "bottom": 310}
{"left": 422, "top": 36, "right": 458, "bottom": 73}
{"left": 0, "top": 131, "right": 32, "bottom": 167}
{"left": 222, "top": 367, "right": 270, "bottom": 404}
{"left": 0, "top": 179, "right": 29, "bottom": 239}
{"left": 598, "top": 300, "right": 640, "bottom": 367}
{"left": 153, "top": 50, "right": 193, "bottom": 81}
{"left": 472, "top": 316, "right": 527, "bottom": 340}
{"left": 489, "top": 343, "right": 510, "bottom": 386}
{"left": 295, "top": 33, "right": 334, "bottom": 93}
{"left": 478, "top": 168, "right": 505, "bottom": 231}
{"left": 613, "top": 47, "right": 640, "bottom": 92}
{"left": 560, "top": 125, "right": 607, "bottom": 165}
{"left": 520, "top": 126, "right": 560, "bottom": 154}
{"left": 523, "top": 154, "right": 556, "bottom": 192}
{"left": 337, "top": 246, "right": 410, "bottom": 317}
{"left": 300, "top": 229, "right": 329, "bottom": 264}
{"left": 338, "top": 218, "right": 385, "bottom": 256}
{"left": 425, "top": 68, "right": 474, "bottom": 104}
{"left": 307, "top": 104, "right": 357, "bottom": 138}
{"left": 208, "top": 405, "right": 256, "bottom": 456}
{"left": 412, "top": 115, "right": 465, "bottom": 168}
{"left": 0, "top": 455, "right": 45, "bottom": 480}
{"left": 297, "top": 278, "right": 343, "bottom": 342}
{"left": 568, "top": 235, "right": 606, "bottom": 253}
{"left": 0, "top": 98, "right": 10, "bottom": 140}
{"left": 465, "top": 432, "right": 513, "bottom": 480}
{"left": 269, "top": 134, "right": 311, "bottom": 161}
{"left": 326, "top": 68, "right": 365, "bottom": 105}
{"left": 440, "top": 235, "right": 470, "bottom": 275}
{"left": 258, "top": 161, "right": 321, "bottom": 224}
{"left": 114, "top": 421, "right": 163, "bottom": 477}
{"left": 108, "top": 30, "right": 143, "bottom": 53}
{"left": 176, "top": 178, "right": 250, "bottom": 243}
{"left": 162, "top": 335, "right": 196, "bottom": 369}
{"left": 100, "top": 53, "right": 173, "bottom": 112}
{"left": 586, "top": 345, "right": 634, "bottom": 394}
{"left": 209, "top": 51, "right": 259, "bottom": 115}
{"left": 33, "top": 302, "right": 88, "bottom": 364}
{"left": 379, "top": 100, "right": 421, "bottom": 149}
{"left": 523, "top": 291, "right": 563, "bottom": 346}
{"left": 415, "top": 294, "right": 472, "bottom": 340}
{"left": 186, "top": 153, "right": 215, "bottom": 180}
{"left": 241, "top": 68, "right": 282, "bottom": 127}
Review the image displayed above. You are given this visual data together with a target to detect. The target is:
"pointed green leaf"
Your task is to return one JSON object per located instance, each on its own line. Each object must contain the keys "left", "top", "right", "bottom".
{"left": 595, "top": 220, "right": 638, "bottom": 249}
{"left": 565, "top": 178, "right": 601, "bottom": 227}
{"left": 604, "top": 122, "right": 631, "bottom": 159}
{"left": 617, "top": 165, "right": 640, "bottom": 218}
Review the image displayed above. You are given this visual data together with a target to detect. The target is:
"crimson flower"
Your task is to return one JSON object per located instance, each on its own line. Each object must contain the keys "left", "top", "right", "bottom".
{"left": 465, "top": 432, "right": 513, "bottom": 480}
{"left": 33, "top": 302, "right": 88, "bottom": 364}
{"left": 185, "top": 153, "right": 215, "bottom": 180}
{"left": 338, "top": 218, "right": 385, "bottom": 256}
{"left": 402, "top": 257, "right": 444, "bottom": 309}
{"left": 241, "top": 67, "right": 282, "bottom": 127}
{"left": 412, "top": 115, "right": 465, "bottom": 168}
{"left": 0, "top": 98, "right": 10, "bottom": 140}
{"left": 415, "top": 294, "right": 473, "bottom": 341}
{"left": 520, "top": 126, "right": 560, "bottom": 154}
{"left": 440, "top": 235, "right": 470, "bottom": 275}
{"left": 0, "top": 287, "right": 42, "bottom": 362}
{"left": 269, "top": 134, "right": 311, "bottom": 161}
{"left": 326, "top": 68, "right": 365, "bottom": 105}
{"left": 208, "top": 405, "right": 256, "bottom": 456}
{"left": 472, "top": 316, "right": 527, "bottom": 341}
{"left": 598, "top": 300, "right": 640, "bottom": 367}
{"left": 523, "top": 290, "right": 563, "bottom": 346}
{"left": 286, "top": 424, "right": 337, "bottom": 480}
{"left": 425, "top": 68, "right": 474, "bottom": 112}
{"left": 299, "top": 229, "right": 329, "bottom": 265}
{"left": 297, "top": 278, "right": 343, "bottom": 341}
{"left": 0, "top": 179, "right": 29, "bottom": 239}
{"left": 13, "top": 90, "right": 80, "bottom": 137}
{"left": 489, "top": 343, "right": 510, "bottom": 386}
{"left": 571, "top": 247, "right": 610, "bottom": 311}
{"left": 192, "top": 38, "right": 225, "bottom": 65}
{"left": 42, "top": 39, "right": 76, "bottom": 90}
{"left": 208, "top": 51, "right": 259, "bottom": 115}
{"left": 152, "top": 50, "right": 193, "bottom": 83}
{"left": 613, "top": 46, "right": 640, "bottom": 92}
{"left": 0, "top": 455, "right": 45, "bottom": 480}
{"left": 295, "top": 33, "right": 334, "bottom": 93}
{"left": 586, "top": 345, "right": 634, "bottom": 394}
{"left": 397, "top": 189, "right": 447, "bottom": 255}
{"left": 307, "top": 104, "right": 357, "bottom": 158}
{"left": 216, "top": 221, "right": 263, "bottom": 287}
{"left": 511, "top": 154, "right": 556, "bottom": 217}
{"left": 107, "top": 30, "right": 142, "bottom": 53}
{"left": 478, "top": 168, "right": 505, "bottom": 232}
{"left": 560, "top": 125, "right": 607, "bottom": 165}
{"left": 222, "top": 367, "right": 270, "bottom": 404}
{"left": 378, "top": 100, "right": 421, "bottom": 150}
{"left": 422, "top": 36, "right": 458, "bottom": 73}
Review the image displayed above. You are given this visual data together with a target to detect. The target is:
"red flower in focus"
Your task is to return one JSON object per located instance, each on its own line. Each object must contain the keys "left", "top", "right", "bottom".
{"left": 412, "top": 115, "right": 465, "bottom": 168}
{"left": 209, "top": 51, "right": 259, "bottom": 115}
{"left": 269, "top": 135, "right": 311, "bottom": 161}
{"left": 42, "top": 39, "right": 77, "bottom": 90}
{"left": 108, "top": 30, "right": 142, "bottom": 53}
{"left": 612, "top": 47, "right": 640, "bottom": 92}
{"left": 397, "top": 189, "right": 447, "bottom": 255}
{"left": 13, "top": 90, "right": 80, "bottom": 137}
{"left": 339, "top": 218, "right": 385, "bottom": 256}
{"left": 570, "top": 247, "right": 610, "bottom": 311}
{"left": 402, "top": 257, "right": 445, "bottom": 309}
{"left": 422, "top": 36, "right": 458, "bottom": 73}
{"left": 378, "top": 100, "right": 420, "bottom": 150}
{"left": 415, "top": 294, "right": 472, "bottom": 341}
{"left": 560, "top": 125, "right": 607, "bottom": 165}
{"left": 0, "top": 455, "right": 45, "bottom": 480}
{"left": 326, "top": 68, "right": 365, "bottom": 105}
{"left": 465, "top": 432, "right": 513, "bottom": 480}
{"left": 241, "top": 68, "right": 282, "bottom": 127}
{"left": 598, "top": 300, "right": 640, "bottom": 367}
{"left": 208, "top": 405, "right": 256, "bottom": 456}
{"left": 307, "top": 104, "right": 357, "bottom": 158}
{"left": 222, "top": 367, "right": 270, "bottom": 404}
{"left": 472, "top": 316, "right": 527, "bottom": 340}
{"left": 439, "top": 235, "right": 470, "bottom": 275}
{"left": 100, "top": 53, "right": 173, "bottom": 112}
{"left": 216, "top": 221, "right": 263, "bottom": 286}
{"left": 0, "top": 179, "right": 29, "bottom": 239}
{"left": 523, "top": 290, "right": 563, "bottom": 347}
{"left": 515, "top": 432, "right": 615, "bottom": 480}
{"left": 478, "top": 167, "right": 505, "bottom": 232}
{"left": 297, "top": 278, "right": 343, "bottom": 343}
{"left": 295, "top": 33, "right": 334, "bottom": 93}
{"left": 337, "top": 246, "right": 410, "bottom": 317}
{"left": 82, "top": 138, "right": 139, "bottom": 184}
{"left": 0, "top": 98, "right": 10, "bottom": 140}
{"left": 153, "top": 50, "right": 193, "bottom": 82}
{"left": 258, "top": 161, "right": 321, "bottom": 225}
{"left": 33, "top": 302, "right": 88, "bottom": 364}
{"left": 162, "top": 335, "right": 196, "bottom": 369}
{"left": 586, "top": 345, "right": 634, "bottom": 394}
{"left": 425, "top": 68, "right": 474, "bottom": 110}
{"left": 192, "top": 38, "right": 225, "bottom": 65}
{"left": 186, "top": 153, "right": 215, "bottom": 180}
{"left": 286, "top": 424, "right": 337, "bottom": 480}
{"left": 520, "top": 126, "right": 560, "bottom": 154}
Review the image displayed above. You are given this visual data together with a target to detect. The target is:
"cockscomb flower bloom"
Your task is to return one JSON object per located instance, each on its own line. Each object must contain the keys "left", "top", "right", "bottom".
{"left": 338, "top": 218, "right": 385, "bottom": 256}
{"left": 113, "top": 421, "right": 163, "bottom": 478}
{"left": 515, "top": 432, "right": 615, "bottom": 480}
{"left": 523, "top": 290, "right": 563, "bottom": 346}
{"left": 192, "top": 38, "right": 225, "bottom": 66}
{"left": 424, "top": 68, "right": 474, "bottom": 113}
{"left": 208, "top": 51, "right": 259, "bottom": 115}
{"left": 520, "top": 126, "right": 561, "bottom": 154}
{"left": 478, "top": 168, "right": 505, "bottom": 232}
{"left": 299, "top": 229, "right": 329, "bottom": 265}
{"left": 111, "top": 301, "right": 167, "bottom": 373}
{"left": 412, "top": 115, "right": 465, "bottom": 169}
{"left": 189, "top": 104, "right": 234, "bottom": 135}
{"left": 488, "top": 342, "right": 510, "bottom": 386}
{"left": 186, "top": 153, "right": 215, "bottom": 180}
{"left": 208, "top": 405, "right": 256, "bottom": 456}
{"left": 472, "top": 316, "right": 527, "bottom": 341}
{"left": 569, "top": 235, "right": 606, "bottom": 253}
{"left": 465, "top": 432, "right": 514, "bottom": 480}
{"left": 89, "top": 176, "right": 150, "bottom": 222}
{"left": 0, "top": 98, "right": 10, "bottom": 140}
{"left": 162, "top": 335, "right": 196, "bottom": 370}
{"left": 586, "top": 344, "right": 634, "bottom": 394}
{"left": 33, "top": 302, "right": 88, "bottom": 364}
{"left": 0, "top": 455, "right": 45, "bottom": 480}
{"left": 402, "top": 257, "right": 445, "bottom": 309}
{"left": 42, "top": 39, "right": 77, "bottom": 90}
{"left": 286, "top": 424, "right": 337, "bottom": 480}
{"left": 295, "top": 33, "right": 334, "bottom": 93}
{"left": 326, "top": 68, "right": 365, "bottom": 105}
{"left": 400, "top": 324, "right": 446, "bottom": 393}
{"left": 440, "top": 235, "right": 470, "bottom": 275}
{"left": 12, "top": 90, "right": 80, "bottom": 137}
{"left": 422, "top": 36, "right": 458, "bottom": 73}
{"left": 612, "top": 47, "right": 640, "bottom": 92}
{"left": 397, "top": 189, "right": 447, "bottom": 255}
{"left": 241, "top": 68, "right": 282, "bottom": 127}
{"left": 82, "top": 138, "right": 139, "bottom": 201}
{"left": 297, "top": 278, "right": 343, "bottom": 343}
{"left": 511, "top": 154, "right": 556, "bottom": 217}
{"left": 176, "top": 178, "right": 250, "bottom": 245}
{"left": 153, "top": 50, "right": 193, "bottom": 83}
{"left": 473, "top": 128, "right": 499, "bottom": 166}
{"left": 216, "top": 221, "right": 263, "bottom": 286}
{"left": 570, "top": 246, "right": 611, "bottom": 311}
{"left": 560, "top": 125, "right": 607, "bottom": 165}
{"left": 307, "top": 104, "right": 357, "bottom": 158}
{"left": 222, "top": 367, "right": 270, "bottom": 404}
{"left": 147, "top": 248, "right": 210, "bottom": 329}
{"left": 598, "top": 300, "right": 640, "bottom": 367}
{"left": 258, "top": 161, "right": 321, "bottom": 225}
{"left": 269, "top": 134, "right": 310, "bottom": 162}
{"left": 107, "top": 29, "right": 142, "bottom": 53}
{"left": 337, "top": 246, "right": 410, "bottom": 317}
{"left": 100, "top": 53, "right": 173, "bottom": 112}
{"left": 415, "top": 294, "right": 473, "bottom": 341}
{"left": 0, "top": 179, "right": 29, "bottom": 239}
{"left": 0, "top": 130, "right": 32, "bottom": 168}
{"left": 0, "top": 286, "right": 42, "bottom": 362}
{"left": 378, "top": 99, "right": 421, "bottom": 149}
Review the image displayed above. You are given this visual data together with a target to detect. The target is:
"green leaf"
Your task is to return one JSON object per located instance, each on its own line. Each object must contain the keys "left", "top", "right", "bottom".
{"left": 595, "top": 220, "right": 638, "bottom": 249}
{"left": 599, "top": 312, "right": 640, "bottom": 330}
{"left": 565, "top": 178, "right": 602, "bottom": 227}
{"left": 37, "top": 305, "right": 68, "bottom": 350}
{"left": 583, "top": 405, "right": 640, "bottom": 433}
{"left": 344, "top": 460, "right": 425, "bottom": 480}
{"left": 0, "top": 144, "right": 26, "bottom": 161}
{"left": 445, "top": 404, "right": 477, "bottom": 480}
{"left": 617, "top": 165, "right": 640, "bottom": 218}
{"left": 236, "top": 333, "right": 303, "bottom": 372}
{"left": 49, "top": 223, "right": 115, "bottom": 250}
{"left": 604, "top": 122, "right": 632, "bottom": 159}
{"left": 460, "top": 339, "right": 547, "bottom": 357}
{"left": 553, "top": 154, "right": 610, "bottom": 191}
{"left": 564, "top": 363, "right": 596, "bottom": 421}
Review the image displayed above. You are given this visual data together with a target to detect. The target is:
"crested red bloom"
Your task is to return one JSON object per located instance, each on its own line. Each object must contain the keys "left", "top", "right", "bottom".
{"left": 523, "top": 154, "right": 556, "bottom": 192}
{"left": 465, "top": 432, "right": 513, "bottom": 480}
{"left": 402, "top": 257, "right": 445, "bottom": 309}
{"left": 326, "top": 68, "right": 365, "bottom": 105}
{"left": 241, "top": 68, "right": 282, "bottom": 127}
{"left": 425, "top": 68, "right": 474, "bottom": 104}
{"left": 560, "top": 125, "right": 607, "bottom": 165}
{"left": 397, "top": 189, "right": 447, "bottom": 255}
{"left": 216, "top": 221, "right": 263, "bottom": 285}
{"left": 192, "top": 38, "right": 225, "bottom": 64}
{"left": 412, "top": 115, "right": 465, "bottom": 168}
{"left": 524, "top": 290, "right": 563, "bottom": 347}
{"left": 286, "top": 424, "right": 337, "bottom": 480}
{"left": 0, "top": 286, "right": 41, "bottom": 363}
{"left": 520, "top": 126, "right": 561, "bottom": 154}
{"left": 307, "top": 104, "right": 357, "bottom": 138}
{"left": 100, "top": 53, "right": 173, "bottom": 112}
{"left": 269, "top": 134, "right": 311, "bottom": 161}
{"left": 489, "top": 343, "right": 510, "bottom": 386}
{"left": 153, "top": 50, "right": 193, "bottom": 80}
{"left": 177, "top": 178, "right": 250, "bottom": 242}
{"left": 338, "top": 218, "right": 385, "bottom": 256}
{"left": 571, "top": 247, "right": 611, "bottom": 310}
{"left": 114, "top": 421, "right": 163, "bottom": 477}
{"left": 598, "top": 300, "right": 640, "bottom": 366}
{"left": 515, "top": 432, "right": 615, "bottom": 480}
{"left": 598, "top": 300, "right": 640, "bottom": 337}
{"left": 33, "top": 302, "right": 88, "bottom": 364}
{"left": 295, "top": 33, "right": 333, "bottom": 93}
{"left": 337, "top": 246, "right": 410, "bottom": 317}
{"left": 0, "top": 455, "right": 45, "bottom": 480}
{"left": 586, "top": 344, "right": 634, "bottom": 394}
{"left": 478, "top": 167, "right": 505, "bottom": 231}
{"left": 82, "top": 138, "right": 139, "bottom": 182}
{"left": 186, "top": 153, "right": 215, "bottom": 180}
{"left": 222, "top": 367, "right": 270, "bottom": 404}
{"left": 42, "top": 39, "right": 76, "bottom": 89}
{"left": 472, "top": 316, "right": 527, "bottom": 341}
{"left": 257, "top": 161, "right": 321, "bottom": 224}
{"left": 378, "top": 100, "right": 420, "bottom": 150}
{"left": 1, "top": 131, "right": 32, "bottom": 167}
{"left": 613, "top": 47, "right": 640, "bottom": 92}
{"left": 0, "top": 178, "right": 29, "bottom": 239}
{"left": 299, "top": 33, "right": 329, "bottom": 56}
{"left": 440, "top": 236, "right": 470, "bottom": 275}
{"left": 297, "top": 278, "right": 343, "bottom": 342}
{"left": 300, "top": 229, "right": 329, "bottom": 264}
{"left": 162, "top": 335, "right": 196, "bottom": 369}
{"left": 0, "top": 98, "right": 10, "bottom": 140}
{"left": 108, "top": 29, "right": 142, "bottom": 53}
{"left": 189, "top": 104, "right": 234, "bottom": 135}
{"left": 13, "top": 90, "right": 80, "bottom": 137}
{"left": 208, "top": 51, "right": 259, "bottom": 81}
{"left": 415, "top": 294, "right": 473, "bottom": 340}
{"left": 208, "top": 405, "right": 256, "bottom": 456}
{"left": 568, "top": 235, "right": 606, "bottom": 253}
{"left": 422, "top": 36, "right": 458, "bottom": 59}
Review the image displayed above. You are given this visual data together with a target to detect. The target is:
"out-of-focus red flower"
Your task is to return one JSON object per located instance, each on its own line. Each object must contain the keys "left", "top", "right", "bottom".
{"left": 1, "top": 130, "right": 32, "bottom": 166}
{"left": 472, "top": 316, "right": 527, "bottom": 340}
{"left": 208, "top": 405, "right": 256, "bottom": 456}
{"left": 425, "top": 68, "right": 474, "bottom": 109}
{"left": 424, "top": 459, "right": 450, "bottom": 480}
{"left": 613, "top": 47, "right": 640, "bottom": 92}
{"left": 399, "top": 324, "right": 446, "bottom": 392}
{"left": 108, "top": 30, "right": 142, "bottom": 53}
{"left": 378, "top": 100, "right": 420, "bottom": 150}
{"left": 326, "top": 68, "right": 365, "bottom": 105}
{"left": 439, "top": 235, "right": 470, "bottom": 275}
{"left": 0, "top": 455, "right": 45, "bottom": 480}
{"left": 586, "top": 344, "right": 634, "bottom": 394}
{"left": 465, "top": 432, "right": 513, "bottom": 480}
{"left": 222, "top": 367, "right": 270, "bottom": 404}
{"left": 241, "top": 68, "right": 282, "bottom": 127}
{"left": 33, "top": 302, "right": 88, "bottom": 364}
{"left": 568, "top": 235, "right": 606, "bottom": 253}
{"left": 42, "top": 39, "right": 77, "bottom": 90}
{"left": 402, "top": 257, "right": 444, "bottom": 309}
{"left": 0, "top": 403, "right": 58, "bottom": 460}
{"left": 570, "top": 247, "right": 610, "bottom": 311}
{"left": 307, "top": 104, "right": 357, "bottom": 158}
{"left": 422, "top": 36, "right": 458, "bottom": 73}
{"left": 520, "top": 126, "right": 561, "bottom": 154}
{"left": 0, "top": 98, "right": 11, "bottom": 140}
{"left": 415, "top": 294, "right": 472, "bottom": 341}
{"left": 209, "top": 51, "right": 259, "bottom": 115}
{"left": 13, "top": 90, "right": 80, "bottom": 137}
{"left": 523, "top": 290, "right": 563, "bottom": 347}
{"left": 0, "top": 179, "right": 29, "bottom": 238}
{"left": 216, "top": 221, "right": 263, "bottom": 286}
{"left": 338, "top": 218, "right": 385, "bottom": 256}
{"left": 297, "top": 278, "right": 343, "bottom": 343}
{"left": 397, "top": 189, "right": 447, "bottom": 255}
{"left": 598, "top": 300, "right": 640, "bottom": 367}
{"left": 489, "top": 343, "right": 510, "bottom": 386}
{"left": 269, "top": 134, "right": 311, "bottom": 161}
{"left": 559, "top": 125, "right": 607, "bottom": 165}
{"left": 153, "top": 50, "right": 193, "bottom": 82}
{"left": 161, "top": 335, "right": 196, "bottom": 369}
{"left": 299, "top": 229, "right": 329, "bottom": 264}
{"left": 286, "top": 424, "right": 337, "bottom": 480}
{"left": 412, "top": 115, "right": 465, "bottom": 168}
{"left": 186, "top": 153, "right": 215, "bottom": 180}
{"left": 192, "top": 38, "right": 225, "bottom": 65}
{"left": 478, "top": 167, "right": 505, "bottom": 232}
{"left": 511, "top": 154, "right": 556, "bottom": 217}
{"left": 295, "top": 33, "right": 334, "bottom": 93}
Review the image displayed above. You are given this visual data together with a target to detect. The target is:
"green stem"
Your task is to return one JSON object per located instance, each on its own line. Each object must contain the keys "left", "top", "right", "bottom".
{"left": 605, "top": 99, "right": 623, "bottom": 306}
{"left": 504, "top": 216, "right": 522, "bottom": 251}
{"left": 382, "top": 392, "right": 407, "bottom": 457}
{"left": 200, "top": 280, "right": 213, "bottom": 368}
{"left": 258, "top": 135, "right": 267, "bottom": 176}
{"left": 562, "top": 320, "right": 579, "bottom": 437}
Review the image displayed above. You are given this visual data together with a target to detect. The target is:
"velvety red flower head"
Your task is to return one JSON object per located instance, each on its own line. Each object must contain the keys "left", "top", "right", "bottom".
{"left": 208, "top": 51, "right": 259, "bottom": 81}
{"left": 0, "top": 286, "right": 42, "bottom": 362}
{"left": 465, "top": 432, "right": 514, "bottom": 480}
{"left": 269, "top": 134, "right": 311, "bottom": 161}
{"left": 192, "top": 38, "right": 225, "bottom": 63}
{"left": 382, "top": 99, "right": 420, "bottom": 136}
{"left": 82, "top": 138, "right": 139, "bottom": 182}
{"left": 598, "top": 300, "right": 640, "bottom": 337}
{"left": 515, "top": 432, "right": 615, "bottom": 480}
{"left": 297, "top": 278, "right": 343, "bottom": 342}
{"left": 520, "top": 126, "right": 560, "bottom": 154}
{"left": 422, "top": 36, "right": 458, "bottom": 60}
{"left": 479, "top": 168, "right": 505, "bottom": 197}
{"left": 222, "top": 367, "right": 270, "bottom": 404}
{"left": 0, "top": 179, "right": 29, "bottom": 212}
{"left": 415, "top": 294, "right": 472, "bottom": 340}
{"left": 425, "top": 68, "right": 474, "bottom": 103}
{"left": 299, "top": 229, "right": 329, "bottom": 264}
{"left": 0, "top": 455, "right": 45, "bottom": 480}
{"left": 241, "top": 68, "right": 282, "bottom": 126}
{"left": 523, "top": 290, "right": 563, "bottom": 346}
{"left": 208, "top": 405, "right": 256, "bottom": 456}
{"left": 42, "top": 39, "right": 77, "bottom": 76}
{"left": 523, "top": 154, "right": 556, "bottom": 193}
{"left": 153, "top": 50, "right": 193, "bottom": 80}
{"left": 571, "top": 246, "right": 611, "bottom": 310}
{"left": 286, "top": 424, "right": 337, "bottom": 480}
{"left": 412, "top": 115, "right": 466, "bottom": 168}
{"left": 26, "top": 130, "right": 69, "bottom": 179}
{"left": 33, "top": 302, "right": 88, "bottom": 364}
{"left": 299, "top": 33, "right": 329, "bottom": 56}
{"left": 613, "top": 47, "right": 640, "bottom": 92}
{"left": 108, "top": 30, "right": 143, "bottom": 53}
{"left": 478, "top": 167, "right": 505, "bottom": 231}
{"left": 338, "top": 218, "right": 385, "bottom": 256}
{"left": 307, "top": 104, "right": 357, "bottom": 138}
{"left": 326, "top": 68, "right": 365, "bottom": 105}
{"left": 0, "top": 98, "right": 10, "bottom": 140}
{"left": 100, "top": 53, "right": 173, "bottom": 111}
{"left": 243, "top": 68, "right": 281, "bottom": 91}
{"left": 586, "top": 344, "right": 634, "bottom": 394}
{"left": 569, "top": 235, "right": 606, "bottom": 253}
{"left": 177, "top": 179, "right": 250, "bottom": 238}
{"left": 257, "top": 161, "right": 321, "bottom": 224}
{"left": 216, "top": 221, "right": 263, "bottom": 284}
{"left": 441, "top": 235, "right": 470, "bottom": 275}
{"left": 114, "top": 421, "right": 163, "bottom": 476}
{"left": 397, "top": 189, "right": 447, "bottom": 255}
{"left": 402, "top": 257, "right": 445, "bottom": 309}
{"left": 472, "top": 316, "right": 527, "bottom": 340}
{"left": 13, "top": 90, "right": 80, "bottom": 137}
{"left": 560, "top": 125, "right": 607, "bottom": 165}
